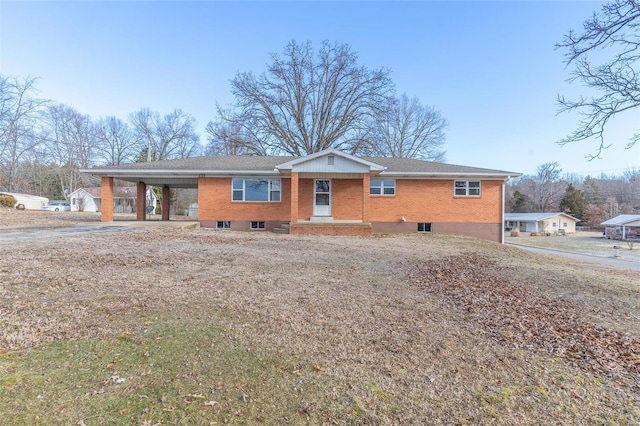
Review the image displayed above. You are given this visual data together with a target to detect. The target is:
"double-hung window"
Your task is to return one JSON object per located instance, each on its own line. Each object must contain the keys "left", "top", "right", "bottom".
{"left": 370, "top": 179, "right": 396, "bottom": 196}
{"left": 454, "top": 180, "right": 481, "bottom": 196}
{"left": 232, "top": 178, "right": 281, "bottom": 202}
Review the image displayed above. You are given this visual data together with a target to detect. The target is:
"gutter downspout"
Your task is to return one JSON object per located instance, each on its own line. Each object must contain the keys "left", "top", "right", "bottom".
{"left": 501, "top": 177, "right": 510, "bottom": 244}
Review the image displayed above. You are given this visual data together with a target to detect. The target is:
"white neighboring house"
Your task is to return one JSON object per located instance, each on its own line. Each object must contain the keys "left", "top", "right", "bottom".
{"left": 188, "top": 203, "right": 198, "bottom": 217}
{"left": 69, "top": 187, "right": 158, "bottom": 213}
{"left": 0, "top": 192, "right": 49, "bottom": 210}
{"left": 505, "top": 212, "right": 580, "bottom": 234}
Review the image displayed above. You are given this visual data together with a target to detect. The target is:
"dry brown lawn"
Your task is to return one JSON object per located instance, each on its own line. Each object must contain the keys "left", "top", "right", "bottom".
{"left": 1, "top": 208, "right": 640, "bottom": 424}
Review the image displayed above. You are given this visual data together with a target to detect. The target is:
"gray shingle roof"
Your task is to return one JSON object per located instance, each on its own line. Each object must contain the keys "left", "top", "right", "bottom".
{"left": 93, "top": 156, "right": 296, "bottom": 171}
{"left": 364, "top": 157, "right": 517, "bottom": 175}
{"left": 85, "top": 154, "right": 519, "bottom": 176}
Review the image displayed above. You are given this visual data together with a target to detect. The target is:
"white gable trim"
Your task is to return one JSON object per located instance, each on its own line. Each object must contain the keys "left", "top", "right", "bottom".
{"left": 276, "top": 148, "right": 386, "bottom": 173}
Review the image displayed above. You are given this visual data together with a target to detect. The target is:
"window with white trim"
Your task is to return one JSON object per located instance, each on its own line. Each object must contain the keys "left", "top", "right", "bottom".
{"left": 250, "top": 221, "right": 266, "bottom": 230}
{"left": 418, "top": 222, "right": 432, "bottom": 233}
{"left": 232, "top": 178, "right": 281, "bottom": 202}
{"left": 370, "top": 179, "right": 396, "bottom": 196}
{"left": 216, "top": 221, "right": 231, "bottom": 229}
{"left": 454, "top": 180, "right": 481, "bottom": 196}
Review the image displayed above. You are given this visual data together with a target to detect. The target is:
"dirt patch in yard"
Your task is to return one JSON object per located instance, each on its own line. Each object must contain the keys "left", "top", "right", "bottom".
{"left": 2, "top": 209, "right": 640, "bottom": 424}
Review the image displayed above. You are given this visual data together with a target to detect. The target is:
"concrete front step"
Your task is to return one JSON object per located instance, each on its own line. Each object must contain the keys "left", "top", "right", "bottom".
{"left": 289, "top": 222, "right": 372, "bottom": 236}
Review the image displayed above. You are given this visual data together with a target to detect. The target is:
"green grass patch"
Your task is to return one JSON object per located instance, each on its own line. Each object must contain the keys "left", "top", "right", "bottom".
{"left": 0, "top": 317, "right": 331, "bottom": 425}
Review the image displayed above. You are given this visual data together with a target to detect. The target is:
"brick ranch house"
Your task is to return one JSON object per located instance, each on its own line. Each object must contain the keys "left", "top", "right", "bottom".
{"left": 81, "top": 149, "right": 520, "bottom": 242}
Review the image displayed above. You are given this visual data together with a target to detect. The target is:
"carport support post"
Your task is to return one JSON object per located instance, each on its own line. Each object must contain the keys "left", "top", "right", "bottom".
{"left": 136, "top": 182, "right": 147, "bottom": 221}
{"left": 162, "top": 186, "right": 170, "bottom": 221}
{"left": 101, "top": 176, "right": 114, "bottom": 222}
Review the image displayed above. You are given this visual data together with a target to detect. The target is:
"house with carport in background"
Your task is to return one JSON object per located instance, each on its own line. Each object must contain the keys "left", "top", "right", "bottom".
{"left": 69, "top": 187, "right": 158, "bottom": 213}
{"left": 81, "top": 149, "right": 520, "bottom": 242}
{"left": 504, "top": 212, "right": 580, "bottom": 235}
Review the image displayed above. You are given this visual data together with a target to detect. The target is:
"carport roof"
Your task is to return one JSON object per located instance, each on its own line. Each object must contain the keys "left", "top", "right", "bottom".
{"left": 601, "top": 215, "right": 640, "bottom": 226}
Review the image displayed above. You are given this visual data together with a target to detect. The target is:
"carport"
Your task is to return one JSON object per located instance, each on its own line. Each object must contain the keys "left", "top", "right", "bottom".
{"left": 602, "top": 215, "right": 640, "bottom": 241}
{"left": 81, "top": 161, "right": 200, "bottom": 222}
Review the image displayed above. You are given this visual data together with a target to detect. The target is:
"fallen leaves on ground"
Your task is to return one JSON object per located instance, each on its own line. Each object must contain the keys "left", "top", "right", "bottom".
{"left": 411, "top": 253, "right": 640, "bottom": 384}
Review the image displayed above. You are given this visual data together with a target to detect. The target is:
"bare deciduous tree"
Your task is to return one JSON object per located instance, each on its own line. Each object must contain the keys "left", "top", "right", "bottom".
{"left": 557, "top": 0, "right": 640, "bottom": 157}
{"left": 0, "top": 75, "right": 48, "bottom": 191}
{"left": 42, "top": 103, "right": 96, "bottom": 198}
{"left": 95, "top": 116, "right": 140, "bottom": 165}
{"left": 130, "top": 108, "right": 201, "bottom": 161}
{"left": 223, "top": 40, "right": 394, "bottom": 156}
{"left": 511, "top": 162, "right": 565, "bottom": 213}
{"left": 361, "top": 94, "right": 447, "bottom": 160}
{"left": 204, "top": 118, "right": 264, "bottom": 156}
{"left": 533, "top": 162, "right": 565, "bottom": 212}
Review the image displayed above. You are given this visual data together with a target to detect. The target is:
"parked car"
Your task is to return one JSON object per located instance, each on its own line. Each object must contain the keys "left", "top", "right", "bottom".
{"left": 43, "top": 202, "right": 71, "bottom": 212}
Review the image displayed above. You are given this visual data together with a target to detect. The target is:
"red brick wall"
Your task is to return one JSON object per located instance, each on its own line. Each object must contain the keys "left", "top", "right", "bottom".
{"left": 298, "top": 179, "right": 314, "bottom": 219}
{"left": 136, "top": 182, "right": 146, "bottom": 221}
{"left": 332, "top": 179, "right": 363, "bottom": 220}
{"left": 197, "top": 176, "right": 504, "bottom": 241}
{"left": 198, "top": 177, "right": 291, "bottom": 221}
{"left": 101, "top": 177, "right": 114, "bottom": 222}
{"left": 369, "top": 179, "right": 503, "bottom": 223}
{"left": 162, "top": 186, "right": 170, "bottom": 221}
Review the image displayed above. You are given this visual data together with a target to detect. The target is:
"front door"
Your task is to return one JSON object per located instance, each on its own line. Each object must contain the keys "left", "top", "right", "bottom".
{"left": 314, "top": 179, "right": 331, "bottom": 216}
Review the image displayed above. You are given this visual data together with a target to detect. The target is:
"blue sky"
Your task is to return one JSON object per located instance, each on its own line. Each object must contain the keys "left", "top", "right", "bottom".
{"left": 2, "top": 0, "right": 639, "bottom": 176}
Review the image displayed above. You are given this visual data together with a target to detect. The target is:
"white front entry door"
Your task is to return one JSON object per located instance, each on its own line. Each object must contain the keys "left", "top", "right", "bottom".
{"left": 314, "top": 179, "right": 331, "bottom": 216}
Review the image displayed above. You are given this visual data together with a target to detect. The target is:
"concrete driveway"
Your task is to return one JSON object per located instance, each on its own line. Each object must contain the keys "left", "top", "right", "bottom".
{"left": 0, "top": 221, "right": 197, "bottom": 242}
{"left": 507, "top": 243, "right": 640, "bottom": 271}
{"left": 0, "top": 224, "right": 134, "bottom": 242}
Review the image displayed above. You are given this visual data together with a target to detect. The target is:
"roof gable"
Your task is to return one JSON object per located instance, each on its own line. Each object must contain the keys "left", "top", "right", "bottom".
{"left": 276, "top": 149, "right": 385, "bottom": 173}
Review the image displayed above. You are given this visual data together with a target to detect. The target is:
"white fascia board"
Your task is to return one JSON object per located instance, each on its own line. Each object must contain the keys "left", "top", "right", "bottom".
{"left": 379, "top": 172, "right": 516, "bottom": 179}
{"left": 81, "top": 169, "right": 281, "bottom": 177}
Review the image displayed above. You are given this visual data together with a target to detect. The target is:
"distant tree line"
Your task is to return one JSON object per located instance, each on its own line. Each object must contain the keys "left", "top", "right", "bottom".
{"left": 507, "top": 161, "right": 640, "bottom": 229}
{"left": 0, "top": 75, "right": 202, "bottom": 200}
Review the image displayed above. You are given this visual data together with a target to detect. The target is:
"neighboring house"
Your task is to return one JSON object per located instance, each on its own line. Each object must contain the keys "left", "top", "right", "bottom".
{"left": 601, "top": 215, "right": 640, "bottom": 240}
{"left": 0, "top": 192, "right": 49, "bottom": 210}
{"left": 69, "top": 187, "right": 158, "bottom": 213}
{"left": 81, "top": 149, "right": 521, "bottom": 242}
{"left": 504, "top": 212, "right": 580, "bottom": 234}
